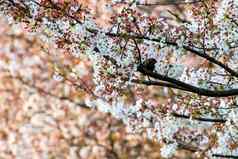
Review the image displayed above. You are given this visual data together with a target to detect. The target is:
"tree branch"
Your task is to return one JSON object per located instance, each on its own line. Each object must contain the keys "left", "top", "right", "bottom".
{"left": 137, "top": 65, "right": 238, "bottom": 97}
{"left": 136, "top": 0, "right": 202, "bottom": 6}
{"left": 212, "top": 154, "right": 238, "bottom": 158}
{"left": 171, "top": 112, "right": 227, "bottom": 123}
{"left": 131, "top": 79, "right": 191, "bottom": 91}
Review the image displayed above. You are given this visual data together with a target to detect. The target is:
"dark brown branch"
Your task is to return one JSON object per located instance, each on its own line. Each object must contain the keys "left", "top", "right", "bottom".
{"left": 212, "top": 154, "right": 238, "bottom": 158}
{"left": 182, "top": 44, "right": 238, "bottom": 78}
{"left": 171, "top": 112, "right": 227, "bottom": 123}
{"left": 133, "top": 39, "right": 142, "bottom": 64}
{"left": 131, "top": 79, "right": 191, "bottom": 91}
{"left": 137, "top": 65, "right": 238, "bottom": 97}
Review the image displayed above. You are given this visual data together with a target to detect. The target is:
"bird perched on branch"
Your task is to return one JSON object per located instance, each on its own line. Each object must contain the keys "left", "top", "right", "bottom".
{"left": 137, "top": 58, "right": 157, "bottom": 73}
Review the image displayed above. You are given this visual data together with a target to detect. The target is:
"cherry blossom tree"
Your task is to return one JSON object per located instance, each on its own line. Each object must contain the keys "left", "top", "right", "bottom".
{"left": 1, "top": 0, "right": 238, "bottom": 158}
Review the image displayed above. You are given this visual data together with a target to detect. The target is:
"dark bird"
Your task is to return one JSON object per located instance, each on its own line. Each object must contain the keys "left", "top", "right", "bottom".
{"left": 93, "top": 47, "right": 100, "bottom": 53}
{"left": 137, "top": 58, "right": 157, "bottom": 73}
{"left": 142, "top": 58, "right": 157, "bottom": 71}
{"left": 137, "top": 58, "right": 157, "bottom": 81}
